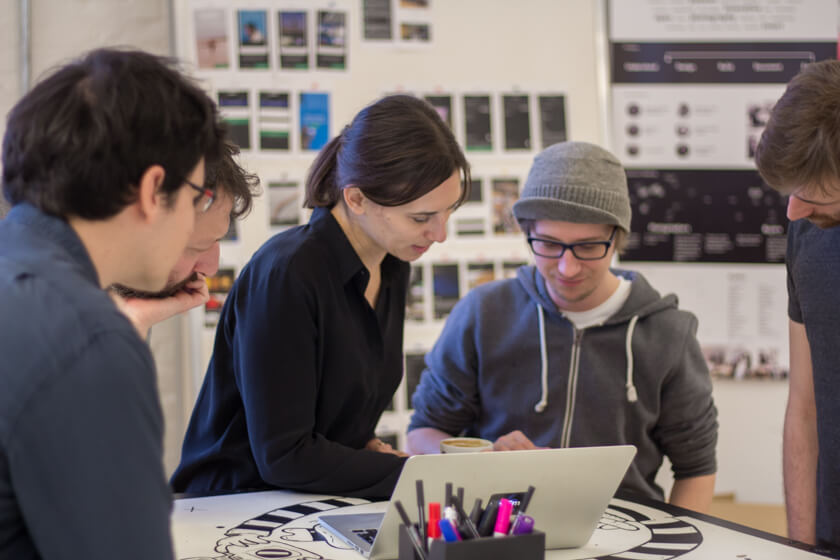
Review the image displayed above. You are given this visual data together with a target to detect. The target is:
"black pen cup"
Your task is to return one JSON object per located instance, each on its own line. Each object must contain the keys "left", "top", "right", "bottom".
{"left": 398, "top": 525, "right": 545, "bottom": 560}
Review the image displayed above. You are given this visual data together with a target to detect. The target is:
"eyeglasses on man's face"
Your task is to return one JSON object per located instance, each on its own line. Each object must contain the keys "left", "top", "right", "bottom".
{"left": 527, "top": 226, "right": 618, "bottom": 260}
{"left": 183, "top": 178, "right": 216, "bottom": 212}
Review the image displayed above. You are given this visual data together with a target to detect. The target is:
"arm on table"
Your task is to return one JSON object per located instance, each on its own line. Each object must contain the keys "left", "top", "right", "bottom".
{"left": 784, "top": 319, "right": 818, "bottom": 545}
{"left": 669, "top": 473, "right": 716, "bottom": 513}
{"left": 406, "top": 427, "right": 452, "bottom": 454}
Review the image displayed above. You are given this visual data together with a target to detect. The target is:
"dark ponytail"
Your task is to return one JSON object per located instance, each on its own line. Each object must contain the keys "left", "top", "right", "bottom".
{"left": 303, "top": 134, "right": 343, "bottom": 207}
{"left": 303, "top": 95, "right": 470, "bottom": 209}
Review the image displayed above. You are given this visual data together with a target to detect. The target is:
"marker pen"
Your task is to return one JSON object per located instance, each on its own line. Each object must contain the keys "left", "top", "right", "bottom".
{"left": 443, "top": 483, "right": 457, "bottom": 524}
{"left": 511, "top": 485, "right": 536, "bottom": 536}
{"left": 468, "top": 498, "right": 483, "bottom": 526}
{"left": 476, "top": 500, "right": 499, "bottom": 537}
{"left": 416, "top": 480, "right": 426, "bottom": 548}
{"left": 427, "top": 502, "right": 441, "bottom": 547}
{"left": 511, "top": 514, "right": 535, "bottom": 535}
{"left": 394, "top": 500, "right": 426, "bottom": 560}
{"left": 493, "top": 498, "right": 513, "bottom": 537}
{"left": 438, "top": 519, "right": 462, "bottom": 542}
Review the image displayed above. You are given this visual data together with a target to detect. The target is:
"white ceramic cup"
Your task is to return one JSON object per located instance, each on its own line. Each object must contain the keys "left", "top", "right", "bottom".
{"left": 439, "top": 437, "right": 494, "bottom": 454}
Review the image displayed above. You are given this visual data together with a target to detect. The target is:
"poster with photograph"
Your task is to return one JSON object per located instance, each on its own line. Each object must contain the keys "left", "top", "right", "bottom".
{"left": 218, "top": 91, "right": 251, "bottom": 150}
{"left": 316, "top": 10, "right": 347, "bottom": 70}
{"left": 502, "top": 94, "right": 531, "bottom": 151}
{"left": 454, "top": 217, "right": 486, "bottom": 237}
{"left": 463, "top": 95, "right": 492, "bottom": 152}
{"left": 299, "top": 92, "right": 330, "bottom": 151}
{"left": 362, "top": 0, "right": 392, "bottom": 40}
{"left": 194, "top": 8, "right": 229, "bottom": 69}
{"left": 465, "top": 177, "right": 483, "bottom": 204}
{"left": 278, "top": 11, "right": 309, "bottom": 69}
{"left": 424, "top": 94, "right": 452, "bottom": 128}
{"left": 502, "top": 261, "right": 526, "bottom": 279}
{"left": 403, "top": 352, "right": 426, "bottom": 409}
{"left": 466, "top": 262, "right": 495, "bottom": 291}
{"left": 204, "top": 268, "right": 236, "bottom": 327}
{"left": 432, "top": 264, "right": 458, "bottom": 320}
{"left": 703, "top": 344, "right": 787, "bottom": 381}
{"left": 259, "top": 91, "right": 291, "bottom": 152}
{"left": 406, "top": 265, "right": 425, "bottom": 321}
{"left": 492, "top": 178, "right": 520, "bottom": 234}
{"left": 237, "top": 10, "right": 269, "bottom": 69}
{"left": 396, "top": 0, "right": 433, "bottom": 46}
{"left": 400, "top": 22, "right": 430, "bottom": 43}
{"left": 538, "top": 94, "right": 568, "bottom": 148}
{"left": 268, "top": 181, "right": 300, "bottom": 227}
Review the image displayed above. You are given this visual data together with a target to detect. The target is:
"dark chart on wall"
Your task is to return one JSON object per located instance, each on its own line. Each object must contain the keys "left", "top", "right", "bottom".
{"left": 622, "top": 168, "right": 788, "bottom": 263}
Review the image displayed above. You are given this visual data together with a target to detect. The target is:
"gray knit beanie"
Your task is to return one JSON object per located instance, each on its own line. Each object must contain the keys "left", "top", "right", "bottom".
{"left": 513, "top": 141, "right": 631, "bottom": 232}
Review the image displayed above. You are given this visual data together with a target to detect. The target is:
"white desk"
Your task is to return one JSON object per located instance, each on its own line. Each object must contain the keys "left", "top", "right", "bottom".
{"left": 172, "top": 490, "right": 837, "bottom": 559}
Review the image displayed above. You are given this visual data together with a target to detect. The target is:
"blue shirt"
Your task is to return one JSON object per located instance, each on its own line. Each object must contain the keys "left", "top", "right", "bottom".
{"left": 787, "top": 218, "right": 840, "bottom": 549}
{"left": 171, "top": 207, "right": 408, "bottom": 499}
{"left": 0, "top": 204, "right": 173, "bottom": 560}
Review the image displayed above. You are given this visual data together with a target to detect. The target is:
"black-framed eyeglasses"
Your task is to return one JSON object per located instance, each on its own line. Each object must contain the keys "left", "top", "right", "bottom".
{"left": 527, "top": 227, "right": 618, "bottom": 260}
{"left": 184, "top": 178, "right": 215, "bottom": 212}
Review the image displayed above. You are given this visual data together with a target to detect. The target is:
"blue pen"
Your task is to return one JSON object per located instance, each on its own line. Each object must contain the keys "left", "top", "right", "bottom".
{"left": 438, "top": 519, "right": 462, "bottom": 542}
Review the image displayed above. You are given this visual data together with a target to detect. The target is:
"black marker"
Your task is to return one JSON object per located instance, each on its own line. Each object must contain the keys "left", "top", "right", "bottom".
{"left": 452, "top": 495, "right": 481, "bottom": 539}
{"left": 416, "top": 480, "right": 427, "bottom": 551}
{"left": 469, "top": 498, "right": 483, "bottom": 526}
{"left": 477, "top": 500, "right": 499, "bottom": 537}
{"left": 395, "top": 500, "right": 426, "bottom": 560}
{"left": 519, "top": 485, "right": 536, "bottom": 514}
{"left": 511, "top": 485, "right": 536, "bottom": 534}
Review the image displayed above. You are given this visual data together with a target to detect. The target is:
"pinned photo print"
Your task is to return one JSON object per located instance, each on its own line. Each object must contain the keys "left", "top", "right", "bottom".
{"left": 268, "top": 181, "right": 300, "bottom": 227}
{"left": 237, "top": 10, "right": 269, "bottom": 69}
{"left": 278, "top": 11, "right": 309, "bottom": 69}
{"left": 432, "top": 264, "right": 459, "bottom": 320}
{"left": 492, "top": 178, "right": 520, "bottom": 234}
{"left": 317, "top": 10, "right": 347, "bottom": 70}
{"left": 194, "top": 9, "right": 229, "bottom": 69}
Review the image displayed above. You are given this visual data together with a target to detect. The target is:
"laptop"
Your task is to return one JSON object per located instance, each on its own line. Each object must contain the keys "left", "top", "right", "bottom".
{"left": 318, "top": 444, "right": 636, "bottom": 559}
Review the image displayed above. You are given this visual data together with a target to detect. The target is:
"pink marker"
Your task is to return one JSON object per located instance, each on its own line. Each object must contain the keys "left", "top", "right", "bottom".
{"left": 493, "top": 498, "right": 513, "bottom": 537}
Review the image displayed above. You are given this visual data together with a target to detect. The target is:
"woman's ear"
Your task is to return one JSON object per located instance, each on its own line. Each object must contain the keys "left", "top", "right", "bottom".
{"left": 342, "top": 185, "right": 367, "bottom": 216}
{"left": 135, "top": 165, "right": 167, "bottom": 223}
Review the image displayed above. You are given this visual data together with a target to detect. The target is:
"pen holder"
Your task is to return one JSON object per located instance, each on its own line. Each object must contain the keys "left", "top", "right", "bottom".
{"left": 398, "top": 525, "right": 545, "bottom": 560}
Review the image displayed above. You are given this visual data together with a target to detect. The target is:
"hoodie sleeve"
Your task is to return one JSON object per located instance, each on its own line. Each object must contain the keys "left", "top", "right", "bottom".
{"left": 408, "top": 293, "right": 484, "bottom": 435}
{"left": 653, "top": 312, "right": 719, "bottom": 480}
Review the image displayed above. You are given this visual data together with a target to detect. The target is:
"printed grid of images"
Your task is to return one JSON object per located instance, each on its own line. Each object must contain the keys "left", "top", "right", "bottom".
{"left": 194, "top": 7, "right": 347, "bottom": 71}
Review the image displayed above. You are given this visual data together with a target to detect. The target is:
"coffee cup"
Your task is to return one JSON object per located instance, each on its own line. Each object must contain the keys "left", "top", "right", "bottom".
{"left": 439, "top": 437, "right": 494, "bottom": 454}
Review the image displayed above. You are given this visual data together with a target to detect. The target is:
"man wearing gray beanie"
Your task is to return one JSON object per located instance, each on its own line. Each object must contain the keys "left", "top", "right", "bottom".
{"left": 408, "top": 141, "right": 718, "bottom": 512}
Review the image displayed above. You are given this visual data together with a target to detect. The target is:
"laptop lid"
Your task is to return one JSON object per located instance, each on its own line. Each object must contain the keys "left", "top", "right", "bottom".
{"left": 367, "top": 445, "right": 636, "bottom": 559}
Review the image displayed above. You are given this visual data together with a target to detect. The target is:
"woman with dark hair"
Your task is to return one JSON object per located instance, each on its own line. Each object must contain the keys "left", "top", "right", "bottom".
{"left": 171, "top": 95, "right": 470, "bottom": 498}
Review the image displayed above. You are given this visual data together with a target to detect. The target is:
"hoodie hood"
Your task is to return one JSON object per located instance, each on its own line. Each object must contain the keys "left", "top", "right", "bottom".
{"left": 515, "top": 265, "right": 679, "bottom": 324}
{"left": 516, "top": 265, "right": 680, "bottom": 414}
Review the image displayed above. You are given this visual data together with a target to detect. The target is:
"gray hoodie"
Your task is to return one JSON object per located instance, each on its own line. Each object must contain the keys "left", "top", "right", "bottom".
{"left": 409, "top": 266, "right": 718, "bottom": 500}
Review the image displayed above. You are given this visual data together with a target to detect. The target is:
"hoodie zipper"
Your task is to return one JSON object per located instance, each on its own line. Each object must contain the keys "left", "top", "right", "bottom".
{"left": 560, "top": 328, "right": 583, "bottom": 447}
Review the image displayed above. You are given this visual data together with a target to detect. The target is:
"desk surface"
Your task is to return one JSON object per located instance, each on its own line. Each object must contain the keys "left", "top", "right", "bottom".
{"left": 172, "top": 490, "right": 837, "bottom": 559}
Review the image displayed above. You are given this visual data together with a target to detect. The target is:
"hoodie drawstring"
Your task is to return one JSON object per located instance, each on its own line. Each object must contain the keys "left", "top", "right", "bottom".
{"left": 533, "top": 304, "right": 640, "bottom": 412}
{"left": 534, "top": 303, "right": 549, "bottom": 413}
{"left": 625, "top": 315, "right": 639, "bottom": 402}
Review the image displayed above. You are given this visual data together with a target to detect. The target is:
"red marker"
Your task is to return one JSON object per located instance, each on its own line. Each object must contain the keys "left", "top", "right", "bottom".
{"left": 427, "top": 502, "right": 441, "bottom": 547}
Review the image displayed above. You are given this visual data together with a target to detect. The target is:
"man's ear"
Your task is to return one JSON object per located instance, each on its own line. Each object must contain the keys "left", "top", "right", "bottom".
{"left": 135, "top": 165, "right": 167, "bottom": 223}
{"left": 342, "top": 186, "right": 367, "bottom": 216}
